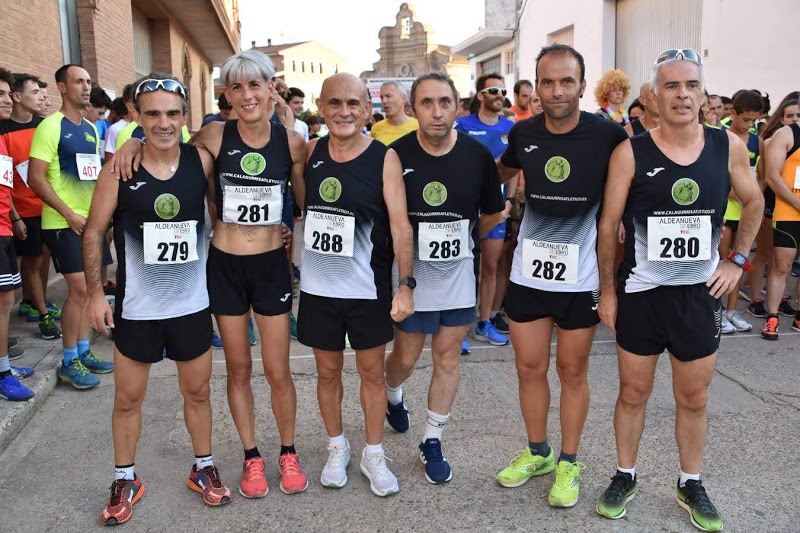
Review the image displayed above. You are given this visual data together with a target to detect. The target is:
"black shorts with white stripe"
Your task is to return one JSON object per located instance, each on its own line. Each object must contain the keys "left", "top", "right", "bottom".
{"left": 0, "top": 236, "right": 22, "bottom": 292}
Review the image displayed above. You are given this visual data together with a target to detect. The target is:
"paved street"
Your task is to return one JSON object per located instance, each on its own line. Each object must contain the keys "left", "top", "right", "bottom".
{"left": 0, "top": 278, "right": 799, "bottom": 532}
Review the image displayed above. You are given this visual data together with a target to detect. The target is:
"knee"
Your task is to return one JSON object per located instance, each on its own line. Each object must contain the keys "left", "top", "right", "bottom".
{"left": 618, "top": 381, "right": 652, "bottom": 410}
{"left": 675, "top": 388, "right": 708, "bottom": 413}
{"left": 114, "top": 389, "right": 145, "bottom": 414}
{"left": 515, "top": 357, "right": 548, "bottom": 381}
{"left": 432, "top": 352, "right": 459, "bottom": 376}
{"left": 182, "top": 381, "right": 211, "bottom": 405}
{"left": 358, "top": 364, "right": 385, "bottom": 387}
{"left": 0, "top": 291, "right": 14, "bottom": 312}
{"left": 69, "top": 285, "right": 88, "bottom": 305}
{"left": 771, "top": 258, "right": 792, "bottom": 276}
{"left": 264, "top": 364, "right": 293, "bottom": 390}
{"left": 317, "top": 366, "right": 342, "bottom": 387}
{"left": 556, "top": 361, "right": 588, "bottom": 388}
{"left": 481, "top": 260, "right": 498, "bottom": 278}
{"left": 226, "top": 361, "right": 253, "bottom": 387}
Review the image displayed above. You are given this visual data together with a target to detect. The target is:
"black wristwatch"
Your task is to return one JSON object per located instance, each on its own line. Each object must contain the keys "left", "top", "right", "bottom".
{"left": 398, "top": 276, "right": 416, "bottom": 289}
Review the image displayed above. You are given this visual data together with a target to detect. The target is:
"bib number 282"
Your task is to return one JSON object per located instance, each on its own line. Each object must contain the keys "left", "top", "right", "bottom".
{"left": 529, "top": 259, "right": 566, "bottom": 281}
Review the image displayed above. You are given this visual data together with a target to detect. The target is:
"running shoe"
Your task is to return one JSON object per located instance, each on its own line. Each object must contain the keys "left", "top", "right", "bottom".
{"left": 792, "top": 260, "right": 800, "bottom": 277}
{"left": 738, "top": 285, "right": 752, "bottom": 302}
{"left": 762, "top": 315, "right": 779, "bottom": 340}
{"left": 419, "top": 438, "right": 452, "bottom": 484}
{"left": 289, "top": 314, "right": 298, "bottom": 340}
{"left": 239, "top": 457, "right": 268, "bottom": 498}
{"left": 747, "top": 299, "right": 767, "bottom": 318}
{"left": 17, "top": 301, "right": 31, "bottom": 317}
{"left": 211, "top": 331, "right": 223, "bottom": 349}
{"left": 0, "top": 374, "right": 34, "bottom": 401}
{"left": 187, "top": 465, "right": 231, "bottom": 506}
{"left": 25, "top": 307, "right": 40, "bottom": 323}
{"left": 793, "top": 317, "right": 800, "bottom": 332}
{"left": 386, "top": 397, "right": 410, "bottom": 433}
{"left": 491, "top": 314, "right": 510, "bottom": 334}
{"left": 8, "top": 337, "right": 17, "bottom": 349}
{"left": 321, "top": 438, "right": 351, "bottom": 488}
{"left": 10, "top": 366, "right": 34, "bottom": 379}
{"left": 778, "top": 298, "right": 797, "bottom": 317}
{"left": 279, "top": 453, "right": 309, "bottom": 494}
{"left": 461, "top": 338, "right": 471, "bottom": 355}
{"left": 725, "top": 310, "right": 752, "bottom": 332}
{"left": 100, "top": 476, "right": 145, "bottom": 526}
{"left": 496, "top": 446, "right": 555, "bottom": 488}
{"left": 719, "top": 314, "right": 736, "bottom": 335}
{"left": 548, "top": 460, "right": 586, "bottom": 508}
{"left": 596, "top": 471, "right": 637, "bottom": 519}
{"left": 677, "top": 479, "right": 723, "bottom": 532}
{"left": 247, "top": 318, "right": 257, "bottom": 346}
{"left": 58, "top": 358, "right": 100, "bottom": 389}
{"left": 474, "top": 321, "right": 509, "bottom": 346}
{"left": 46, "top": 301, "right": 61, "bottom": 320}
{"left": 8, "top": 346, "right": 24, "bottom": 360}
{"left": 360, "top": 448, "right": 399, "bottom": 497}
{"left": 104, "top": 281, "right": 117, "bottom": 302}
{"left": 80, "top": 350, "right": 114, "bottom": 374}
{"left": 39, "top": 313, "right": 62, "bottom": 340}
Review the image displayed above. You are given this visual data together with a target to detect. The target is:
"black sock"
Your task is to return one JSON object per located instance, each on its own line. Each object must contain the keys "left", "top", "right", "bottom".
{"left": 558, "top": 451, "right": 577, "bottom": 464}
{"left": 280, "top": 445, "right": 296, "bottom": 456}
{"left": 244, "top": 447, "right": 261, "bottom": 460}
{"left": 0, "top": 370, "right": 10, "bottom": 379}
{"left": 528, "top": 440, "right": 549, "bottom": 457}
{"left": 22, "top": 299, "right": 31, "bottom": 305}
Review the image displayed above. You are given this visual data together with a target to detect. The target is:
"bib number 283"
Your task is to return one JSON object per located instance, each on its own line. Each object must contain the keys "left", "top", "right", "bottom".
{"left": 418, "top": 220, "right": 468, "bottom": 262}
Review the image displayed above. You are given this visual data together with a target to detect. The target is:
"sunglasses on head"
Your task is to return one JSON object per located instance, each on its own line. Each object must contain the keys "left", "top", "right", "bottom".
{"left": 135, "top": 78, "right": 187, "bottom": 99}
{"left": 655, "top": 49, "right": 702, "bottom": 66}
{"left": 480, "top": 87, "right": 507, "bottom": 96}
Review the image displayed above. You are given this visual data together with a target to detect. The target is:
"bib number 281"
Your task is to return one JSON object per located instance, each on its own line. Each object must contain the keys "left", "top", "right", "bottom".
{"left": 237, "top": 204, "right": 269, "bottom": 224}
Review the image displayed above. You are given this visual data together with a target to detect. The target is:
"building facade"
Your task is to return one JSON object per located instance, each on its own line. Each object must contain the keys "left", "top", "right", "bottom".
{"left": 459, "top": 0, "right": 798, "bottom": 113}
{"left": 360, "top": 3, "right": 471, "bottom": 100}
{"left": 0, "top": 0, "right": 240, "bottom": 131}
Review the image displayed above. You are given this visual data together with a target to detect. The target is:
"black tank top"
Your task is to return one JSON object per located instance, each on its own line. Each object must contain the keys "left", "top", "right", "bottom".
{"left": 619, "top": 126, "right": 729, "bottom": 293}
{"left": 113, "top": 144, "right": 208, "bottom": 319}
{"left": 301, "top": 137, "right": 392, "bottom": 301}
{"left": 213, "top": 120, "right": 291, "bottom": 225}
{"left": 631, "top": 118, "right": 647, "bottom": 136}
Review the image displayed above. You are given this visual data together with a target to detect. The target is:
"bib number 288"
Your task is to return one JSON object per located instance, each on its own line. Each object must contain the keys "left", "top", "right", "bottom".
{"left": 311, "top": 231, "right": 344, "bottom": 253}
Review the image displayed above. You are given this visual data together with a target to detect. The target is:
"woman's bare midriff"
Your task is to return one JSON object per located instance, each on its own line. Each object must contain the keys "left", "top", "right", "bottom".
{"left": 210, "top": 221, "right": 284, "bottom": 255}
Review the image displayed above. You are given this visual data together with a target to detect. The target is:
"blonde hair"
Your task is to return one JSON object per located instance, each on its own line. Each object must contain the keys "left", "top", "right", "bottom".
{"left": 594, "top": 69, "right": 631, "bottom": 108}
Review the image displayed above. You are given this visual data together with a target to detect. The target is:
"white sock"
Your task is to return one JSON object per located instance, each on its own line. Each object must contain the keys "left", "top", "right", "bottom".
{"left": 196, "top": 455, "right": 214, "bottom": 470}
{"left": 114, "top": 465, "right": 135, "bottom": 481}
{"left": 490, "top": 310, "right": 499, "bottom": 319}
{"left": 364, "top": 443, "right": 384, "bottom": 456}
{"left": 0, "top": 355, "right": 10, "bottom": 374}
{"left": 422, "top": 410, "right": 449, "bottom": 442}
{"left": 679, "top": 470, "right": 700, "bottom": 487}
{"left": 386, "top": 383, "right": 403, "bottom": 406}
{"left": 329, "top": 434, "right": 347, "bottom": 448}
{"left": 617, "top": 465, "right": 636, "bottom": 479}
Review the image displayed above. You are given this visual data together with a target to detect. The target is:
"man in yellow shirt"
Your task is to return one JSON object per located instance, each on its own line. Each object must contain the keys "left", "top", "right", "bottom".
{"left": 370, "top": 81, "right": 418, "bottom": 145}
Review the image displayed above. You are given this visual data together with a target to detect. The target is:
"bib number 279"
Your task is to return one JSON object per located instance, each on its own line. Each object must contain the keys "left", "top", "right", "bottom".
{"left": 157, "top": 241, "right": 190, "bottom": 262}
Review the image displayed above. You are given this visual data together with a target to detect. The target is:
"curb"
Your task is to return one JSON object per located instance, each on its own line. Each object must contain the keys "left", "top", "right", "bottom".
{"left": 0, "top": 347, "right": 61, "bottom": 454}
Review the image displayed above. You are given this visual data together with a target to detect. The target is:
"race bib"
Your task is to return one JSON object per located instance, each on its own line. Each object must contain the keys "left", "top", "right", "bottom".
{"left": 418, "top": 219, "right": 469, "bottom": 262}
{"left": 76, "top": 153, "right": 101, "bottom": 181}
{"left": 0, "top": 156, "right": 12, "bottom": 188}
{"left": 647, "top": 215, "right": 711, "bottom": 261}
{"left": 522, "top": 239, "right": 579, "bottom": 284}
{"left": 16, "top": 160, "right": 29, "bottom": 187}
{"left": 222, "top": 185, "right": 282, "bottom": 225}
{"left": 143, "top": 220, "right": 199, "bottom": 265}
{"left": 304, "top": 210, "right": 355, "bottom": 257}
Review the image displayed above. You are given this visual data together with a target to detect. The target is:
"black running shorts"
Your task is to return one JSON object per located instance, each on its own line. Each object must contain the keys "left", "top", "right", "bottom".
{"left": 42, "top": 228, "right": 112, "bottom": 274}
{"left": 13, "top": 216, "right": 43, "bottom": 257}
{"left": 0, "top": 236, "right": 21, "bottom": 292}
{"left": 297, "top": 291, "right": 393, "bottom": 351}
{"left": 504, "top": 281, "right": 600, "bottom": 330}
{"left": 113, "top": 307, "right": 212, "bottom": 364}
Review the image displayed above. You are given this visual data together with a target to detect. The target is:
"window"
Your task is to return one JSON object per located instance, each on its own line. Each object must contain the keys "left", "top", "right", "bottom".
{"left": 132, "top": 8, "right": 153, "bottom": 77}
{"left": 505, "top": 50, "right": 514, "bottom": 75}
{"left": 320, "top": 63, "right": 323, "bottom": 74}
{"left": 292, "top": 61, "right": 296, "bottom": 72}
{"left": 301, "top": 61, "right": 305, "bottom": 73}
{"left": 548, "top": 25, "right": 574, "bottom": 47}
{"left": 311, "top": 63, "right": 315, "bottom": 73}
{"left": 479, "top": 55, "right": 501, "bottom": 77}
{"left": 58, "top": 0, "right": 81, "bottom": 64}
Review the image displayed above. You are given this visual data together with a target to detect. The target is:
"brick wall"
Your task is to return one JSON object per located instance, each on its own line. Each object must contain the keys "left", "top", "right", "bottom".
{"left": 77, "top": 0, "right": 136, "bottom": 97}
{"left": 0, "top": 0, "right": 66, "bottom": 109}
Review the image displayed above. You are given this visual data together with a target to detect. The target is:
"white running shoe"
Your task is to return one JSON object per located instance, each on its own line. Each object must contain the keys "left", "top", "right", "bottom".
{"left": 720, "top": 314, "right": 736, "bottom": 334}
{"left": 726, "top": 310, "right": 753, "bottom": 332}
{"left": 320, "top": 438, "right": 351, "bottom": 488}
{"left": 360, "top": 447, "right": 399, "bottom": 497}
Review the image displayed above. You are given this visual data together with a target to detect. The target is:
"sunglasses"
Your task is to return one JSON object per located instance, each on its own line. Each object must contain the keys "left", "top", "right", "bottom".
{"left": 655, "top": 49, "right": 702, "bottom": 66}
{"left": 135, "top": 78, "right": 187, "bottom": 99}
{"left": 480, "top": 87, "right": 508, "bottom": 96}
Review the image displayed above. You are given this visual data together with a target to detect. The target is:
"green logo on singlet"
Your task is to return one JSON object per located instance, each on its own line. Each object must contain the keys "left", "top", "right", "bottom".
{"left": 240, "top": 152, "right": 266, "bottom": 175}
{"left": 319, "top": 177, "right": 342, "bottom": 202}
{"left": 544, "top": 156, "right": 571, "bottom": 183}
{"left": 671, "top": 178, "right": 700, "bottom": 206}
{"left": 154, "top": 193, "right": 180, "bottom": 219}
{"left": 423, "top": 181, "right": 448, "bottom": 207}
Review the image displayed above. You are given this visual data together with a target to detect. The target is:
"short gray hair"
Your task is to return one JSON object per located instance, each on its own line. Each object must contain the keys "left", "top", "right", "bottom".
{"left": 410, "top": 72, "right": 459, "bottom": 111}
{"left": 381, "top": 80, "right": 408, "bottom": 99}
{"left": 650, "top": 58, "right": 705, "bottom": 95}
{"left": 220, "top": 49, "right": 275, "bottom": 87}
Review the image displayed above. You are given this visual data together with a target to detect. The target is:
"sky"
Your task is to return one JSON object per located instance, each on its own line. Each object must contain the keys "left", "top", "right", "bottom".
{"left": 238, "top": 0, "right": 486, "bottom": 74}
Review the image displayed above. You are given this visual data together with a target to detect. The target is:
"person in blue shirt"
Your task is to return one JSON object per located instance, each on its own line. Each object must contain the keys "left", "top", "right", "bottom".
{"left": 455, "top": 73, "right": 517, "bottom": 347}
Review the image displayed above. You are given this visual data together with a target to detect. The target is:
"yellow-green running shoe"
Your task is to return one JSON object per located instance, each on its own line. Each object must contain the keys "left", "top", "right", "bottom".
{"left": 596, "top": 471, "right": 637, "bottom": 519}
{"left": 548, "top": 461, "right": 586, "bottom": 508}
{"left": 677, "top": 479, "right": 723, "bottom": 531}
{"left": 496, "top": 446, "right": 555, "bottom": 488}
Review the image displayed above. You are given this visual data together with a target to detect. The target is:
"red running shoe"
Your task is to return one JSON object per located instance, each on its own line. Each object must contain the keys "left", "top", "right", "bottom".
{"left": 762, "top": 315, "right": 779, "bottom": 340}
{"left": 239, "top": 457, "right": 269, "bottom": 498}
{"left": 100, "top": 476, "right": 146, "bottom": 526}
{"left": 279, "top": 453, "right": 309, "bottom": 494}
{"left": 187, "top": 465, "right": 231, "bottom": 506}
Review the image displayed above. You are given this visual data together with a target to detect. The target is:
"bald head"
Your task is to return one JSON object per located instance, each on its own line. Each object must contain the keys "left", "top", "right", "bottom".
{"left": 639, "top": 81, "right": 658, "bottom": 117}
{"left": 319, "top": 73, "right": 369, "bottom": 104}
{"left": 317, "top": 73, "right": 372, "bottom": 139}
{"left": 639, "top": 82, "right": 651, "bottom": 99}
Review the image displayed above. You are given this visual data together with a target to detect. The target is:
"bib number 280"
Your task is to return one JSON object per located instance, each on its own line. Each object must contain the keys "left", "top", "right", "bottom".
{"left": 659, "top": 237, "right": 700, "bottom": 259}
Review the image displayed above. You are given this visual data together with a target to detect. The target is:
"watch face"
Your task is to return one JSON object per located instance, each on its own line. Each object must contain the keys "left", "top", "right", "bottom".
{"left": 732, "top": 253, "right": 745, "bottom": 266}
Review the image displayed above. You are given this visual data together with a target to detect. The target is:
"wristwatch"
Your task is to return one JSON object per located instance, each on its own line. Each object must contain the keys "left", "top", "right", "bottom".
{"left": 727, "top": 251, "right": 754, "bottom": 272}
{"left": 398, "top": 276, "right": 417, "bottom": 289}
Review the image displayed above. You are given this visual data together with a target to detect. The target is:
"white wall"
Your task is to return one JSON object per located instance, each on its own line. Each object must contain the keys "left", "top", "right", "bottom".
{"left": 467, "top": 40, "right": 517, "bottom": 97}
{"left": 700, "top": 0, "right": 799, "bottom": 111}
{"left": 516, "top": 0, "right": 616, "bottom": 111}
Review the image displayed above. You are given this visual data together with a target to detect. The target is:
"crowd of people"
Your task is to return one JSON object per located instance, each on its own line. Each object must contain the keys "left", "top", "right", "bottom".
{"left": 0, "top": 42, "right": 797, "bottom": 532}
